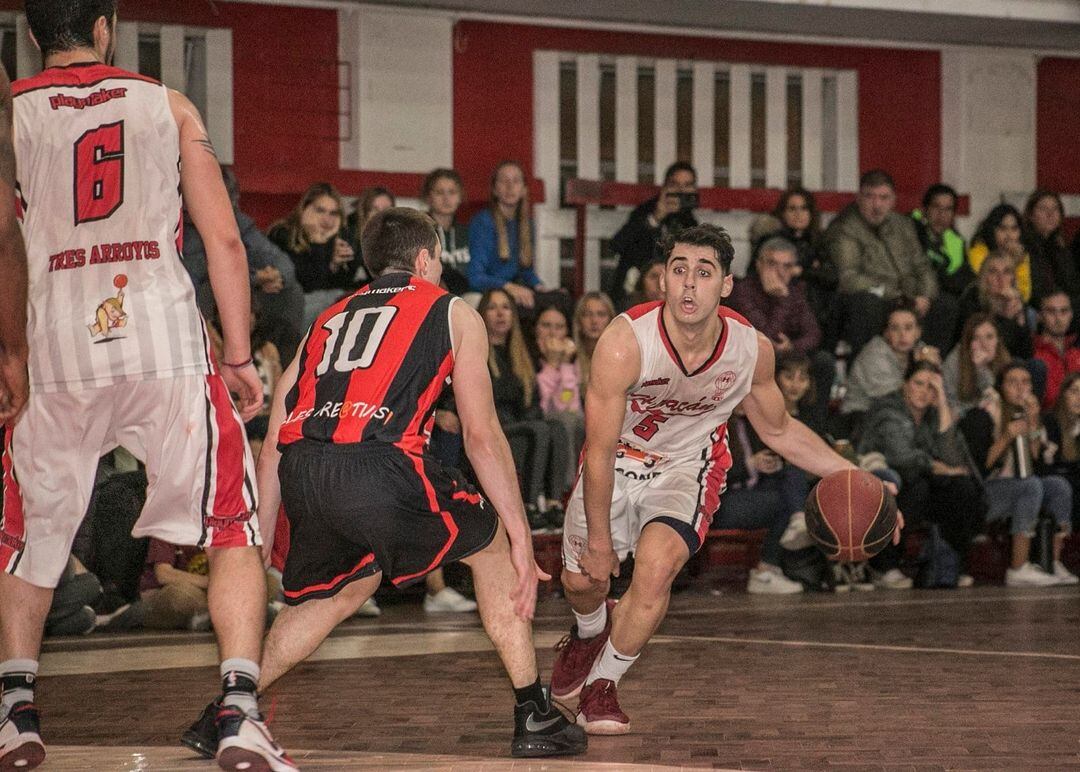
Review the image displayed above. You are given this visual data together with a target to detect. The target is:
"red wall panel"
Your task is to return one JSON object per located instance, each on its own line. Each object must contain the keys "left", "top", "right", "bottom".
{"left": 452, "top": 21, "right": 942, "bottom": 205}
{"left": 1037, "top": 57, "right": 1080, "bottom": 196}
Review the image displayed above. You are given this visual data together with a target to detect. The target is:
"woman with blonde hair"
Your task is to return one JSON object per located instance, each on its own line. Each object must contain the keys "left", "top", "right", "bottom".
{"left": 956, "top": 251, "right": 1036, "bottom": 360}
{"left": 468, "top": 161, "right": 547, "bottom": 309}
{"left": 1044, "top": 372, "right": 1080, "bottom": 531}
{"left": 479, "top": 288, "right": 571, "bottom": 530}
{"left": 572, "top": 291, "right": 615, "bottom": 393}
{"left": 268, "top": 182, "right": 355, "bottom": 328}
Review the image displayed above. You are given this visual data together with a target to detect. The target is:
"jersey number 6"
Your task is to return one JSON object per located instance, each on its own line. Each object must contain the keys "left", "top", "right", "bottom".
{"left": 315, "top": 306, "right": 398, "bottom": 376}
{"left": 74, "top": 121, "right": 125, "bottom": 225}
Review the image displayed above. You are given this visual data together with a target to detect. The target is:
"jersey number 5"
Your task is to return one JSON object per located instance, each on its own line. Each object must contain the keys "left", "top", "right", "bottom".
{"left": 74, "top": 121, "right": 125, "bottom": 225}
{"left": 315, "top": 306, "right": 398, "bottom": 376}
{"left": 632, "top": 411, "right": 668, "bottom": 441}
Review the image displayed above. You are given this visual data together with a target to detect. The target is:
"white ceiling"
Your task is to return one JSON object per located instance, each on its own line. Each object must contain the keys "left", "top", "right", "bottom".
{"left": 316, "top": 0, "right": 1080, "bottom": 51}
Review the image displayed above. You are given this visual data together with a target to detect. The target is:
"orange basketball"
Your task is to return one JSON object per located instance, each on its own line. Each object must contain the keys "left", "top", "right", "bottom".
{"left": 114, "top": 273, "right": 128, "bottom": 289}
{"left": 805, "top": 469, "right": 897, "bottom": 562}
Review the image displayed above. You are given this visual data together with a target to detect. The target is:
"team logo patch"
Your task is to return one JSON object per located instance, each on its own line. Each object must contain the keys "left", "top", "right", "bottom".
{"left": 88, "top": 273, "right": 129, "bottom": 341}
{"left": 567, "top": 534, "right": 587, "bottom": 561}
{"left": 711, "top": 370, "right": 737, "bottom": 401}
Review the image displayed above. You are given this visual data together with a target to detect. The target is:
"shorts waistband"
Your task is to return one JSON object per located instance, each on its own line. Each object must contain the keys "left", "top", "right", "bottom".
{"left": 281, "top": 439, "right": 404, "bottom": 457}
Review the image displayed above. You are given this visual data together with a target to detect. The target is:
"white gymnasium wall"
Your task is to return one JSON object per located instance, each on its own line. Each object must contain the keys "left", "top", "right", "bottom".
{"left": 940, "top": 47, "right": 1038, "bottom": 231}
{"left": 339, "top": 8, "right": 453, "bottom": 173}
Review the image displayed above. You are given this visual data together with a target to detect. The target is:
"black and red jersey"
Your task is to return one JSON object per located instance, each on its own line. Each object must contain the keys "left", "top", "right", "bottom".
{"left": 278, "top": 273, "right": 455, "bottom": 454}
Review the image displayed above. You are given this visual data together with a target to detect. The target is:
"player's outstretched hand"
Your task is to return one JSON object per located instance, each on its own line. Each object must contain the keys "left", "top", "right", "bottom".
{"left": 222, "top": 362, "right": 264, "bottom": 422}
{"left": 580, "top": 543, "right": 620, "bottom": 585}
{"left": 509, "top": 542, "right": 548, "bottom": 621}
{"left": 0, "top": 355, "right": 28, "bottom": 424}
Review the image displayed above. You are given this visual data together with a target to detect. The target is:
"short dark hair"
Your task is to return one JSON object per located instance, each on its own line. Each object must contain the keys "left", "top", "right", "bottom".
{"left": 661, "top": 223, "right": 734, "bottom": 274}
{"left": 904, "top": 358, "right": 941, "bottom": 382}
{"left": 1039, "top": 289, "right": 1071, "bottom": 311}
{"left": 883, "top": 296, "right": 919, "bottom": 332}
{"left": 859, "top": 169, "right": 895, "bottom": 191}
{"left": 662, "top": 161, "right": 697, "bottom": 186}
{"left": 361, "top": 207, "right": 439, "bottom": 277}
{"left": 922, "top": 183, "right": 958, "bottom": 210}
{"left": 25, "top": 0, "right": 117, "bottom": 57}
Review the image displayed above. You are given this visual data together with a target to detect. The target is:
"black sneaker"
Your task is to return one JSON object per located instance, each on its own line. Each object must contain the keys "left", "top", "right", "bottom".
{"left": 180, "top": 697, "right": 220, "bottom": 759}
{"left": 511, "top": 692, "right": 587, "bottom": 758}
{"left": 544, "top": 502, "right": 565, "bottom": 532}
{"left": 526, "top": 504, "right": 549, "bottom": 534}
{"left": 0, "top": 701, "right": 46, "bottom": 771}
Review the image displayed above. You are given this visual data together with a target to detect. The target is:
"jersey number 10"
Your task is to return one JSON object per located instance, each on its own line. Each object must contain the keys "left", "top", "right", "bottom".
{"left": 315, "top": 306, "right": 398, "bottom": 376}
{"left": 73, "top": 121, "right": 125, "bottom": 225}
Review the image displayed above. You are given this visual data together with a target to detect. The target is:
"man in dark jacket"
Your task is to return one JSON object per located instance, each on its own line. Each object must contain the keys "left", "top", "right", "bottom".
{"left": 608, "top": 162, "right": 697, "bottom": 309}
{"left": 182, "top": 168, "right": 305, "bottom": 362}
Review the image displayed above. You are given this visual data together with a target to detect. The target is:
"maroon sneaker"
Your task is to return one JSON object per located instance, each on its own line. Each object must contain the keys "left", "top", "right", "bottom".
{"left": 576, "top": 678, "right": 630, "bottom": 735}
{"left": 550, "top": 599, "right": 615, "bottom": 701}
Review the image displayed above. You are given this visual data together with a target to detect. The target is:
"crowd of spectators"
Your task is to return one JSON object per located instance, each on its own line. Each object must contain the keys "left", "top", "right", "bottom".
{"left": 24, "top": 158, "right": 1080, "bottom": 639}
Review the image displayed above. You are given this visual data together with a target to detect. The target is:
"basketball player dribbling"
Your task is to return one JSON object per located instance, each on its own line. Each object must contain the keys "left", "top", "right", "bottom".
{"left": 0, "top": 3, "right": 292, "bottom": 770}
{"left": 184, "top": 207, "right": 587, "bottom": 760}
{"left": 551, "top": 224, "right": 901, "bottom": 734}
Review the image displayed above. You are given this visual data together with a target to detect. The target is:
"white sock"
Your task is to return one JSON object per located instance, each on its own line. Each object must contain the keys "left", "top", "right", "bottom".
{"left": 1, "top": 659, "right": 38, "bottom": 713}
{"left": 586, "top": 639, "right": 638, "bottom": 687}
{"left": 220, "top": 658, "right": 260, "bottom": 717}
{"left": 573, "top": 602, "right": 607, "bottom": 639}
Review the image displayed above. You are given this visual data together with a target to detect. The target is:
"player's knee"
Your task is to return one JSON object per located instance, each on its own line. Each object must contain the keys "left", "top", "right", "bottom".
{"left": 560, "top": 567, "right": 598, "bottom": 596}
{"left": 631, "top": 554, "right": 683, "bottom": 596}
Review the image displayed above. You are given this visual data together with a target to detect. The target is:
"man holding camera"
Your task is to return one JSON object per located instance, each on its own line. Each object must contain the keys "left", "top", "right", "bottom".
{"left": 608, "top": 162, "right": 698, "bottom": 309}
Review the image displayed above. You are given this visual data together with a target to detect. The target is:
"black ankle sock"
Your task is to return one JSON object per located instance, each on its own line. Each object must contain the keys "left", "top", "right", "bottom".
{"left": 513, "top": 679, "right": 547, "bottom": 709}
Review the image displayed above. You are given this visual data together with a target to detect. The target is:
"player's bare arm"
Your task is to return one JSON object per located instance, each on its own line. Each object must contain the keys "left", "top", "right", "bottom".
{"left": 450, "top": 300, "right": 549, "bottom": 621}
{"left": 743, "top": 332, "right": 902, "bottom": 541}
{"left": 579, "top": 316, "right": 640, "bottom": 582}
{"left": 0, "top": 65, "right": 29, "bottom": 422}
{"left": 169, "top": 88, "right": 262, "bottom": 420}
{"left": 253, "top": 341, "right": 304, "bottom": 564}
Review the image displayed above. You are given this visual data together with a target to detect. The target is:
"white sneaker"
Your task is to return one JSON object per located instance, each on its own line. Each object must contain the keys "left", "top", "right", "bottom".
{"left": 779, "top": 511, "right": 814, "bottom": 551}
{"left": 1006, "top": 562, "right": 1059, "bottom": 587}
{"left": 216, "top": 708, "right": 297, "bottom": 772}
{"left": 354, "top": 597, "right": 381, "bottom": 617}
{"left": 423, "top": 587, "right": 478, "bottom": 613}
{"left": 747, "top": 564, "right": 803, "bottom": 595}
{"left": 1052, "top": 561, "right": 1079, "bottom": 586}
{"left": 871, "top": 568, "right": 913, "bottom": 590}
{"left": 957, "top": 574, "right": 975, "bottom": 588}
{"left": 0, "top": 702, "right": 45, "bottom": 771}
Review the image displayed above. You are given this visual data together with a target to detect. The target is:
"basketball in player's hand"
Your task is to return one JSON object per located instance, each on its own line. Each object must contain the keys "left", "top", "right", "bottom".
{"left": 805, "top": 469, "right": 897, "bottom": 562}
{"left": 114, "top": 273, "right": 128, "bottom": 289}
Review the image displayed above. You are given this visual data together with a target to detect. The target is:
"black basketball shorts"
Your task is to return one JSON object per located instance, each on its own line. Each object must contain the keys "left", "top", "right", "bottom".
{"left": 278, "top": 441, "right": 499, "bottom": 605}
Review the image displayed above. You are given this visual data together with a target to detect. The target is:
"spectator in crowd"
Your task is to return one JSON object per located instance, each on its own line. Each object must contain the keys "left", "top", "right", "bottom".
{"left": 479, "top": 288, "right": 571, "bottom": 531}
{"left": 348, "top": 186, "right": 396, "bottom": 285}
{"left": 858, "top": 360, "right": 983, "bottom": 588}
{"left": 45, "top": 557, "right": 105, "bottom": 636}
{"left": 608, "top": 162, "right": 698, "bottom": 309}
{"left": 468, "top": 161, "right": 546, "bottom": 309}
{"left": 625, "top": 258, "right": 666, "bottom": 307}
{"left": 959, "top": 361, "right": 1077, "bottom": 586}
{"left": 535, "top": 306, "right": 585, "bottom": 477}
{"left": 248, "top": 299, "right": 283, "bottom": 458}
{"left": 750, "top": 187, "right": 837, "bottom": 334}
{"left": 728, "top": 235, "right": 832, "bottom": 426}
{"left": 911, "top": 183, "right": 976, "bottom": 299}
{"left": 137, "top": 540, "right": 212, "bottom": 630}
{"left": 713, "top": 405, "right": 806, "bottom": 595}
{"left": 968, "top": 204, "right": 1045, "bottom": 304}
{"left": 1034, "top": 290, "right": 1080, "bottom": 411}
{"left": 268, "top": 182, "right": 356, "bottom": 328}
{"left": 942, "top": 313, "right": 1009, "bottom": 416}
{"left": 957, "top": 252, "right": 1036, "bottom": 361}
{"left": 182, "top": 167, "right": 305, "bottom": 363}
{"left": 825, "top": 169, "right": 953, "bottom": 353}
{"left": 1024, "top": 190, "right": 1078, "bottom": 303}
{"left": 841, "top": 298, "right": 940, "bottom": 418}
{"left": 572, "top": 291, "right": 615, "bottom": 394}
{"left": 1044, "top": 372, "right": 1080, "bottom": 529}
{"left": 422, "top": 168, "right": 471, "bottom": 296}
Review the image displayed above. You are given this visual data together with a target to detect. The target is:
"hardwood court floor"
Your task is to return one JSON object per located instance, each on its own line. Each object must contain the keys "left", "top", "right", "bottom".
{"left": 33, "top": 584, "right": 1080, "bottom": 770}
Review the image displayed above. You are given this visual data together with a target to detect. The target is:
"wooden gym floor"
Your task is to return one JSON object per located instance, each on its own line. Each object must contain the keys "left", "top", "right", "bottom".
{"left": 32, "top": 582, "right": 1080, "bottom": 770}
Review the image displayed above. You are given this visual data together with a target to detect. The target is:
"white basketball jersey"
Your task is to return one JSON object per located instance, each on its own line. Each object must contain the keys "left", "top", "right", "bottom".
{"left": 13, "top": 63, "right": 210, "bottom": 393}
{"left": 618, "top": 302, "right": 758, "bottom": 467}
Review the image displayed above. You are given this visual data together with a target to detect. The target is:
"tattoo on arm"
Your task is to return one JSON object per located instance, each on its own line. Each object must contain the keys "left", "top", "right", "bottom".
{"left": 194, "top": 136, "right": 217, "bottom": 158}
